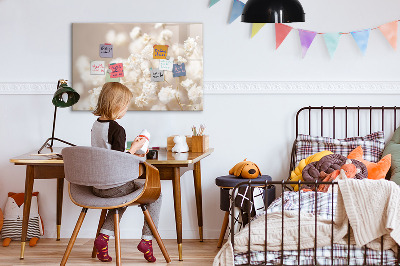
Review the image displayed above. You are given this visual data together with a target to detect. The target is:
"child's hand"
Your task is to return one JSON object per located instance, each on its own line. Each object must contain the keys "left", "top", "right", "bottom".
{"left": 134, "top": 149, "right": 149, "bottom": 157}
{"left": 129, "top": 137, "right": 147, "bottom": 155}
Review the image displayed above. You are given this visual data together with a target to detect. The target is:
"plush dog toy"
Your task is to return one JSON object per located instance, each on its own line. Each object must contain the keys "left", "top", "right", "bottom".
{"left": 229, "top": 159, "right": 261, "bottom": 179}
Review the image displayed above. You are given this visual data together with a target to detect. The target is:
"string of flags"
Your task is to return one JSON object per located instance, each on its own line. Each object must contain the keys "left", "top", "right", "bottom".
{"left": 209, "top": 0, "right": 399, "bottom": 58}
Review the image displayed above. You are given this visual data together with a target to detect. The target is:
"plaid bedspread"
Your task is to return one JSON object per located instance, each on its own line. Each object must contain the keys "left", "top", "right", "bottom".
{"left": 234, "top": 191, "right": 397, "bottom": 265}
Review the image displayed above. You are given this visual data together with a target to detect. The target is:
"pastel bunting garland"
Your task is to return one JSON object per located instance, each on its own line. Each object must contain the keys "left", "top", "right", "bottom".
{"left": 351, "top": 29, "right": 370, "bottom": 55}
{"left": 251, "top": 23, "right": 266, "bottom": 38}
{"left": 209, "top": 0, "right": 220, "bottom": 7}
{"left": 379, "top": 21, "right": 398, "bottom": 50}
{"left": 323, "top": 33, "right": 341, "bottom": 58}
{"left": 275, "top": 23, "right": 293, "bottom": 49}
{"left": 298, "top": 30, "right": 317, "bottom": 58}
{"left": 209, "top": 2, "right": 400, "bottom": 58}
{"left": 229, "top": 0, "right": 245, "bottom": 24}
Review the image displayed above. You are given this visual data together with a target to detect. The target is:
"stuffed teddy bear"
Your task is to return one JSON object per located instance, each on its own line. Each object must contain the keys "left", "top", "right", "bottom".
{"left": 172, "top": 135, "right": 189, "bottom": 153}
{"left": 1, "top": 192, "right": 44, "bottom": 247}
{"left": 229, "top": 159, "right": 261, "bottom": 179}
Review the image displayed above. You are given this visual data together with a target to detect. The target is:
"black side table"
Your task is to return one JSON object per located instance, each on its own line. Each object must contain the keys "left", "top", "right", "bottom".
{"left": 215, "top": 175, "right": 275, "bottom": 248}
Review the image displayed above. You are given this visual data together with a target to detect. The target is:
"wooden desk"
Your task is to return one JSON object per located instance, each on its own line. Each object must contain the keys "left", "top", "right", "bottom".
{"left": 10, "top": 147, "right": 213, "bottom": 261}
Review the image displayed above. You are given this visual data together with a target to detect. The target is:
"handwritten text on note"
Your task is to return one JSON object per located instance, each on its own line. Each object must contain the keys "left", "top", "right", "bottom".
{"left": 159, "top": 57, "right": 174, "bottom": 71}
{"left": 105, "top": 71, "right": 120, "bottom": 82}
{"left": 172, "top": 63, "right": 186, "bottom": 78}
{"left": 151, "top": 68, "right": 165, "bottom": 82}
{"left": 153, "top": 45, "right": 169, "bottom": 59}
{"left": 99, "top": 43, "right": 113, "bottom": 58}
{"left": 90, "top": 61, "right": 105, "bottom": 75}
{"left": 109, "top": 63, "right": 124, "bottom": 78}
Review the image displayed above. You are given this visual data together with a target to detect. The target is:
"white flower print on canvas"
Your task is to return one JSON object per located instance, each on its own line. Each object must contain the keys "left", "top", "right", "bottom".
{"left": 72, "top": 23, "right": 203, "bottom": 111}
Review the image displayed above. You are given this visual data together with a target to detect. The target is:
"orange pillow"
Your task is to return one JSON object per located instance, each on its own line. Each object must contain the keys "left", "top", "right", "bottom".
{"left": 347, "top": 146, "right": 391, "bottom": 180}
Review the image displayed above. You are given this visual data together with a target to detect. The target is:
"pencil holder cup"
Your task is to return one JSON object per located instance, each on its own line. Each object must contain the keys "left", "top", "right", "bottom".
{"left": 146, "top": 150, "right": 158, "bottom": 160}
{"left": 191, "top": 135, "right": 209, "bottom": 153}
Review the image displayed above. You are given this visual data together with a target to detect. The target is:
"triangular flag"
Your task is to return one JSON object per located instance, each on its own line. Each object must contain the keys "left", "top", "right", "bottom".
{"left": 229, "top": 0, "right": 245, "bottom": 24}
{"left": 323, "top": 33, "right": 341, "bottom": 58}
{"left": 209, "top": 0, "right": 220, "bottom": 7}
{"left": 298, "top": 29, "right": 317, "bottom": 58}
{"left": 251, "top": 23, "right": 266, "bottom": 38}
{"left": 378, "top": 21, "right": 398, "bottom": 50}
{"left": 275, "top": 23, "right": 293, "bottom": 49}
{"left": 351, "top": 29, "right": 370, "bottom": 55}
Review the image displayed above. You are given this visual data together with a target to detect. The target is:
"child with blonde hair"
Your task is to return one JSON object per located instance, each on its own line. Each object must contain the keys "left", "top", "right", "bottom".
{"left": 91, "top": 82, "right": 161, "bottom": 263}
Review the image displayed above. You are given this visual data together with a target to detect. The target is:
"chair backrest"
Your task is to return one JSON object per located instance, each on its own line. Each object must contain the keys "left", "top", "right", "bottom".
{"left": 62, "top": 146, "right": 145, "bottom": 187}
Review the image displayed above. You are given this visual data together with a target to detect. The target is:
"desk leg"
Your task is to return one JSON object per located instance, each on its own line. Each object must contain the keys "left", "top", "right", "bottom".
{"left": 56, "top": 178, "right": 64, "bottom": 241}
{"left": 20, "top": 165, "right": 34, "bottom": 259}
{"left": 172, "top": 167, "right": 183, "bottom": 261}
{"left": 193, "top": 161, "right": 203, "bottom": 242}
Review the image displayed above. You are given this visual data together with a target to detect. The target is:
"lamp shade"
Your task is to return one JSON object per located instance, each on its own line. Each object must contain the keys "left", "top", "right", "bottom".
{"left": 241, "top": 0, "right": 305, "bottom": 23}
{"left": 52, "top": 84, "right": 80, "bottom": 108}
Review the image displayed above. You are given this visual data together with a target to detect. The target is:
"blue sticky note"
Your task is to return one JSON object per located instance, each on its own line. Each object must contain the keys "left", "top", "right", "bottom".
{"left": 172, "top": 63, "right": 186, "bottom": 78}
{"left": 100, "top": 44, "right": 113, "bottom": 58}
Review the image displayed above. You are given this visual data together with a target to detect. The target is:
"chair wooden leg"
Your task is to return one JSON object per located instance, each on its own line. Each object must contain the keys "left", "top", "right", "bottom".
{"left": 141, "top": 205, "right": 171, "bottom": 263}
{"left": 217, "top": 211, "right": 230, "bottom": 248}
{"left": 114, "top": 210, "right": 121, "bottom": 266}
{"left": 91, "top": 209, "right": 108, "bottom": 258}
{"left": 60, "top": 208, "right": 88, "bottom": 266}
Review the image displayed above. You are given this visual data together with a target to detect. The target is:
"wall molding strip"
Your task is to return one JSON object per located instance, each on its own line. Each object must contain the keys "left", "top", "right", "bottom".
{"left": 0, "top": 81, "right": 400, "bottom": 95}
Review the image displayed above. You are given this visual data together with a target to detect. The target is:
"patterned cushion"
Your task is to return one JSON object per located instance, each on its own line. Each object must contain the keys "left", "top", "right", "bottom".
{"left": 295, "top": 131, "right": 385, "bottom": 166}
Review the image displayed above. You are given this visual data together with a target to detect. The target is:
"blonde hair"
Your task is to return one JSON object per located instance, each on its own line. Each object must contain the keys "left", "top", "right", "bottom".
{"left": 93, "top": 82, "right": 133, "bottom": 120}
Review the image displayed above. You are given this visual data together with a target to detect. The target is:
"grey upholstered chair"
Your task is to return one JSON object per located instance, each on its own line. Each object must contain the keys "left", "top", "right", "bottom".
{"left": 60, "top": 146, "right": 171, "bottom": 265}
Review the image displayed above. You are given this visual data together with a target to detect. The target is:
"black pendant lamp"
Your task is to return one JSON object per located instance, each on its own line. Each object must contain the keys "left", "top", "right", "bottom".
{"left": 242, "top": 0, "right": 305, "bottom": 23}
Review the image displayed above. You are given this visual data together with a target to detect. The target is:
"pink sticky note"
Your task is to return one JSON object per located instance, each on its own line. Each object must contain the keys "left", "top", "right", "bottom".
{"left": 109, "top": 63, "right": 124, "bottom": 78}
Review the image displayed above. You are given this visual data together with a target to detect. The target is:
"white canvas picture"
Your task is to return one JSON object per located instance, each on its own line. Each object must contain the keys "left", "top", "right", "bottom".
{"left": 72, "top": 23, "right": 203, "bottom": 111}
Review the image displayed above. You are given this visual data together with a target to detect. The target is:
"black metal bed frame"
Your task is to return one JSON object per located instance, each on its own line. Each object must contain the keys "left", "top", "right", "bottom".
{"left": 230, "top": 106, "right": 400, "bottom": 266}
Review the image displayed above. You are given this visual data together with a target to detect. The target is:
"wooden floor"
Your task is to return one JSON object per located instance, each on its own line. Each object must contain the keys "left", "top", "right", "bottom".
{"left": 0, "top": 239, "right": 221, "bottom": 265}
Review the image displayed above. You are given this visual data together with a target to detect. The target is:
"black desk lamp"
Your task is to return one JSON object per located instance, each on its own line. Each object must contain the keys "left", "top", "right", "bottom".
{"left": 241, "top": 0, "right": 305, "bottom": 23}
{"left": 38, "top": 79, "right": 80, "bottom": 154}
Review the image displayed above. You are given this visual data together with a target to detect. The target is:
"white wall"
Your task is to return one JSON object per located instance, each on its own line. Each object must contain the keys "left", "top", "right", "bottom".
{"left": 1, "top": 0, "right": 400, "bottom": 239}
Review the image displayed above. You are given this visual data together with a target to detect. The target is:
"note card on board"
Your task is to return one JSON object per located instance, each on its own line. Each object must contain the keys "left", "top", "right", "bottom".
{"left": 91, "top": 61, "right": 105, "bottom": 75}
{"left": 151, "top": 68, "right": 165, "bottom": 82}
{"left": 172, "top": 63, "right": 186, "bottom": 77}
{"left": 109, "top": 63, "right": 124, "bottom": 78}
{"left": 159, "top": 57, "right": 174, "bottom": 71}
{"left": 105, "top": 71, "right": 120, "bottom": 82}
{"left": 153, "top": 45, "right": 169, "bottom": 59}
{"left": 99, "top": 43, "right": 113, "bottom": 58}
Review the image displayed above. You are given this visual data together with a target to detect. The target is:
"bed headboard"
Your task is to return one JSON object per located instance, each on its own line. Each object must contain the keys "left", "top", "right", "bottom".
{"left": 290, "top": 106, "right": 400, "bottom": 179}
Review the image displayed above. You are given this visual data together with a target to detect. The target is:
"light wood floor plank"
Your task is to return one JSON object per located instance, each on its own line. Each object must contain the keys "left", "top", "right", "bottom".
{"left": 0, "top": 239, "right": 222, "bottom": 265}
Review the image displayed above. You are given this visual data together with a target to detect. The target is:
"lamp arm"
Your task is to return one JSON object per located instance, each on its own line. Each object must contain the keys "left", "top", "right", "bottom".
{"left": 50, "top": 79, "right": 61, "bottom": 149}
{"left": 50, "top": 105, "right": 57, "bottom": 148}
